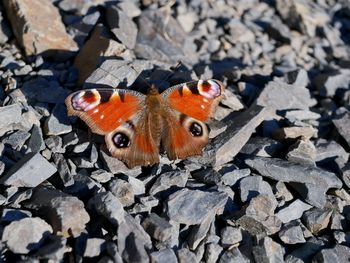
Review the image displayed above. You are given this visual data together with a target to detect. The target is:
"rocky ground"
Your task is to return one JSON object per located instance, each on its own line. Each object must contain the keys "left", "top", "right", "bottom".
{"left": 0, "top": 0, "right": 350, "bottom": 262}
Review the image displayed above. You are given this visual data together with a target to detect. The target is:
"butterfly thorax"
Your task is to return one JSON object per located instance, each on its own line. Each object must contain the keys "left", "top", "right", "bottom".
{"left": 145, "top": 89, "right": 163, "bottom": 146}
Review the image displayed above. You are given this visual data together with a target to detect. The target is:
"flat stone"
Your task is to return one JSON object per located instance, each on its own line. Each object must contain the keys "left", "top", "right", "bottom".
{"left": 278, "top": 221, "right": 306, "bottom": 244}
{"left": 220, "top": 167, "right": 251, "bottom": 187}
{"left": 245, "top": 156, "right": 342, "bottom": 208}
{"left": 191, "top": 168, "right": 221, "bottom": 185}
{"left": 166, "top": 189, "right": 228, "bottom": 225}
{"left": 285, "top": 237, "right": 327, "bottom": 263}
{"left": 286, "top": 139, "right": 317, "bottom": 166}
{"left": 2, "top": 217, "right": 52, "bottom": 254}
{"left": 204, "top": 243, "right": 222, "bottom": 263}
{"left": 33, "top": 235, "right": 67, "bottom": 261}
{"left": 245, "top": 194, "right": 278, "bottom": 220}
{"left": 314, "top": 69, "right": 350, "bottom": 97}
{"left": 58, "top": 0, "right": 104, "bottom": 15}
{"left": 108, "top": 179, "right": 134, "bottom": 207}
{"left": 27, "top": 125, "right": 45, "bottom": 153}
{"left": 257, "top": 79, "right": 316, "bottom": 110}
{"left": 70, "top": 10, "right": 100, "bottom": 47}
{"left": 0, "top": 152, "right": 57, "bottom": 187}
{"left": 221, "top": 226, "right": 242, "bottom": 247}
{"left": 25, "top": 188, "right": 90, "bottom": 237}
{"left": 149, "top": 169, "right": 188, "bottom": 196}
{"left": 188, "top": 213, "right": 215, "bottom": 250}
{"left": 333, "top": 111, "right": 350, "bottom": 148}
{"left": 126, "top": 176, "right": 145, "bottom": 196}
{"left": 83, "top": 238, "right": 106, "bottom": 258}
{"left": 1, "top": 208, "right": 31, "bottom": 223}
{"left": 284, "top": 109, "right": 321, "bottom": 122}
{"left": 44, "top": 103, "right": 72, "bottom": 136}
{"left": 219, "top": 248, "right": 249, "bottom": 263}
{"left": 315, "top": 139, "right": 349, "bottom": 163}
{"left": 240, "top": 137, "right": 283, "bottom": 157}
{"left": 252, "top": 237, "right": 284, "bottom": 263}
{"left": 302, "top": 207, "right": 333, "bottom": 235}
{"left": 3, "top": 0, "right": 78, "bottom": 56}
{"left": 313, "top": 245, "right": 350, "bottom": 263}
{"left": 88, "top": 191, "right": 125, "bottom": 226}
{"left": 176, "top": 248, "right": 198, "bottom": 263}
{"left": 276, "top": 199, "right": 313, "bottom": 223}
{"left": 273, "top": 126, "right": 317, "bottom": 140}
{"left": 150, "top": 249, "right": 178, "bottom": 263}
{"left": 211, "top": 104, "right": 273, "bottom": 167}
{"left": 239, "top": 176, "right": 274, "bottom": 203}
{"left": 0, "top": 104, "right": 22, "bottom": 131}
{"left": 142, "top": 213, "right": 173, "bottom": 242}
{"left": 3, "top": 130, "right": 31, "bottom": 150}
{"left": 107, "top": 5, "right": 137, "bottom": 49}
{"left": 274, "top": 182, "right": 294, "bottom": 203}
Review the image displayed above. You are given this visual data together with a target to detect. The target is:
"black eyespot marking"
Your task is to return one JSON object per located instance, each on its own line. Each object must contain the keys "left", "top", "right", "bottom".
{"left": 99, "top": 90, "right": 113, "bottom": 103}
{"left": 118, "top": 91, "right": 125, "bottom": 102}
{"left": 190, "top": 122, "right": 203, "bottom": 137}
{"left": 113, "top": 132, "right": 130, "bottom": 148}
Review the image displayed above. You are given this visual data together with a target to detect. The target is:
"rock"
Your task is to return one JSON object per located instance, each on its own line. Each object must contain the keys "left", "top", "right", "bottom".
{"left": 274, "top": 182, "right": 294, "bottom": 203}
{"left": 284, "top": 109, "right": 321, "bottom": 122}
{"left": 108, "top": 179, "right": 134, "bottom": 207}
{"left": 44, "top": 103, "right": 72, "bottom": 136}
{"left": 273, "top": 126, "right": 317, "bottom": 140}
{"left": 1, "top": 208, "right": 31, "bottom": 223}
{"left": 219, "top": 248, "right": 249, "bottom": 263}
{"left": 240, "top": 137, "right": 283, "bottom": 157}
{"left": 121, "top": 231, "right": 150, "bottom": 263}
{"left": 205, "top": 243, "right": 222, "bottom": 263}
{"left": 149, "top": 169, "right": 188, "bottom": 196}
{"left": 58, "top": 0, "right": 104, "bottom": 15}
{"left": 191, "top": 168, "right": 221, "bottom": 185}
{"left": 73, "top": 25, "right": 126, "bottom": 84}
{"left": 332, "top": 111, "right": 350, "bottom": 148}
{"left": 176, "top": 248, "right": 198, "bottom": 263}
{"left": 142, "top": 213, "right": 173, "bottom": 242}
{"left": 302, "top": 207, "right": 333, "bottom": 235}
{"left": 177, "top": 12, "right": 197, "bottom": 33}
{"left": 126, "top": 176, "right": 145, "bottom": 196}
{"left": 2, "top": 217, "right": 52, "bottom": 254}
{"left": 314, "top": 69, "right": 350, "bottom": 97}
{"left": 285, "top": 237, "right": 327, "bottom": 262}
{"left": 246, "top": 194, "right": 278, "bottom": 220}
{"left": 286, "top": 139, "right": 317, "bottom": 166}
{"left": 257, "top": 79, "right": 316, "bottom": 110}
{"left": 0, "top": 104, "right": 22, "bottom": 132}
{"left": 107, "top": 5, "right": 137, "bottom": 49}
{"left": 276, "top": 199, "right": 313, "bottom": 223}
{"left": 313, "top": 245, "right": 350, "bottom": 263}
{"left": 3, "top": 0, "right": 78, "bottom": 57}
{"left": 221, "top": 167, "right": 251, "bottom": 187}
{"left": 221, "top": 226, "right": 242, "bottom": 247}
{"left": 188, "top": 213, "right": 215, "bottom": 250}
{"left": 27, "top": 125, "right": 45, "bottom": 153}
{"left": 3, "top": 130, "right": 31, "bottom": 150}
{"left": 150, "top": 249, "right": 178, "bottom": 263}
{"left": 83, "top": 238, "right": 106, "bottom": 258}
{"left": 33, "top": 235, "right": 67, "bottom": 261}
{"left": 25, "top": 188, "right": 90, "bottom": 237}
{"left": 252, "top": 237, "right": 284, "bottom": 263}
{"left": 0, "top": 7, "right": 12, "bottom": 44}
{"left": 88, "top": 191, "right": 125, "bottom": 226}
{"left": 315, "top": 139, "right": 349, "bottom": 164}
{"left": 0, "top": 152, "right": 57, "bottom": 187}
{"left": 211, "top": 104, "right": 273, "bottom": 167}
{"left": 245, "top": 156, "right": 342, "bottom": 208}
{"left": 239, "top": 176, "right": 274, "bottom": 203}
{"left": 278, "top": 221, "right": 306, "bottom": 244}
{"left": 166, "top": 189, "right": 228, "bottom": 225}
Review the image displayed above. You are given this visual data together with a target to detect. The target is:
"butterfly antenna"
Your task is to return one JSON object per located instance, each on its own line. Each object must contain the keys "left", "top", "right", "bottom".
{"left": 130, "top": 65, "right": 152, "bottom": 88}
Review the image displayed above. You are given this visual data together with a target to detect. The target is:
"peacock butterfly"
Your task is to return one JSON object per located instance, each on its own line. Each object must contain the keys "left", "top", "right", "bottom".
{"left": 65, "top": 79, "right": 225, "bottom": 168}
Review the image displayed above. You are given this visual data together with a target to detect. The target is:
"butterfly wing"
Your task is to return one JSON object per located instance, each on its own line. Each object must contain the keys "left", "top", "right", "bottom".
{"left": 65, "top": 88, "right": 160, "bottom": 167}
{"left": 161, "top": 79, "right": 225, "bottom": 160}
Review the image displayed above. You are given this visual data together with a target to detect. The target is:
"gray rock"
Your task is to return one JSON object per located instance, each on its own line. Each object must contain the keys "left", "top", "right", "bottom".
{"left": 150, "top": 249, "right": 178, "bottom": 263}
{"left": 246, "top": 194, "right": 278, "bottom": 220}
{"left": 219, "top": 248, "right": 250, "bottom": 263}
{"left": 240, "top": 136, "right": 283, "bottom": 157}
{"left": 286, "top": 139, "right": 317, "bottom": 166}
{"left": 313, "top": 245, "right": 350, "bottom": 263}
{"left": 274, "top": 182, "right": 294, "bottom": 203}
{"left": 221, "top": 226, "right": 242, "bottom": 247}
{"left": 121, "top": 231, "right": 150, "bottom": 263}
{"left": 211, "top": 104, "right": 273, "bottom": 167}
{"left": 27, "top": 125, "right": 45, "bottom": 152}
{"left": 83, "top": 238, "right": 106, "bottom": 258}
{"left": 188, "top": 213, "right": 215, "bottom": 250}
{"left": 176, "top": 248, "right": 198, "bottom": 263}
{"left": 192, "top": 168, "right": 221, "bottom": 185}
{"left": 2, "top": 217, "right": 52, "bottom": 254}
{"left": 90, "top": 169, "right": 114, "bottom": 183}
{"left": 108, "top": 179, "right": 135, "bottom": 207}
{"left": 107, "top": 5, "right": 137, "bottom": 49}
{"left": 245, "top": 156, "right": 342, "bottom": 207}
{"left": 149, "top": 169, "right": 188, "bottom": 195}
{"left": 44, "top": 103, "right": 72, "bottom": 136}
{"left": 314, "top": 69, "right": 350, "bottom": 97}
{"left": 142, "top": 213, "right": 173, "bottom": 242}
{"left": 315, "top": 139, "right": 349, "bottom": 163}
{"left": 1, "top": 208, "right": 31, "bottom": 223}
{"left": 25, "top": 188, "right": 90, "bottom": 236}
{"left": 252, "top": 237, "right": 284, "bottom": 263}
{"left": 285, "top": 237, "right": 327, "bottom": 263}
{"left": 0, "top": 104, "right": 22, "bottom": 131}
{"left": 71, "top": 11, "right": 100, "bottom": 46}
{"left": 88, "top": 191, "right": 125, "bottom": 226}
{"left": 278, "top": 221, "right": 306, "bottom": 244}
{"left": 33, "top": 235, "right": 67, "bottom": 261}
{"left": 0, "top": 7, "right": 12, "bottom": 43}
{"left": 332, "top": 111, "right": 350, "bottom": 148}
{"left": 166, "top": 189, "right": 228, "bottom": 225}
{"left": 302, "top": 207, "right": 333, "bottom": 235}
{"left": 221, "top": 167, "right": 251, "bottom": 186}
{"left": 276, "top": 199, "right": 313, "bottom": 223}
{"left": 3, "top": 130, "right": 31, "bottom": 150}
{"left": 45, "top": 135, "right": 65, "bottom": 153}
{"left": 257, "top": 79, "right": 316, "bottom": 110}
{"left": 0, "top": 152, "right": 57, "bottom": 187}
{"left": 126, "top": 176, "right": 145, "bottom": 196}
{"left": 52, "top": 153, "right": 74, "bottom": 187}
{"left": 239, "top": 175, "right": 274, "bottom": 203}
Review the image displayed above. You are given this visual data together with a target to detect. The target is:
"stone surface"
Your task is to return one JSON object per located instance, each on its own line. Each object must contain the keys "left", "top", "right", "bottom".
{"left": 302, "top": 207, "right": 333, "bottom": 235}
{"left": 333, "top": 111, "right": 350, "bottom": 148}
{"left": 252, "top": 237, "right": 284, "bottom": 263}
{"left": 239, "top": 176, "right": 274, "bottom": 203}
{"left": 220, "top": 226, "right": 242, "bottom": 247}
{"left": 313, "top": 245, "right": 350, "bottom": 263}
{"left": 142, "top": 213, "right": 173, "bottom": 242}
{"left": 166, "top": 189, "right": 228, "bottom": 225}
{"left": 278, "top": 221, "right": 306, "bottom": 244}
{"left": 3, "top": 0, "right": 78, "bottom": 56}
{"left": 44, "top": 103, "right": 72, "bottom": 136}
{"left": 0, "top": 152, "right": 57, "bottom": 187}
{"left": 150, "top": 249, "right": 178, "bottom": 263}
{"left": 276, "top": 199, "right": 313, "bottom": 223}
{"left": 2, "top": 217, "right": 52, "bottom": 254}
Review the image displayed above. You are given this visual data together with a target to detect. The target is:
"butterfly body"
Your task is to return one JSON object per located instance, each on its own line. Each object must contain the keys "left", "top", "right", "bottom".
{"left": 66, "top": 80, "right": 225, "bottom": 168}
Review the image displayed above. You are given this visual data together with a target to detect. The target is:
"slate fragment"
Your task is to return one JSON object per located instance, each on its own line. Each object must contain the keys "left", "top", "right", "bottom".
{"left": 332, "top": 110, "right": 350, "bottom": 148}
{"left": 302, "top": 207, "right": 333, "bottom": 235}
{"left": 2, "top": 217, "right": 52, "bottom": 254}
{"left": 166, "top": 189, "right": 228, "bottom": 225}
{"left": 276, "top": 199, "right": 312, "bottom": 223}
{"left": 44, "top": 103, "right": 72, "bottom": 136}
{"left": 278, "top": 221, "right": 306, "bottom": 244}
{"left": 252, "top": 237, "right": 284, "bottom": 263}
{"left": 150, "top": 249, "right": 178, "bottom": 263}
{"left": 3, "top": 0, "right": 78, "bottom": 56}
{"left": 142, "top": 213, "right": 172, "bottom": 242}
{"left": 313, "top": 245, "right": 350, "bottom": 263}
{"left": 33, "top": 235, "right": 67, "bottom": 261}
{"left": 0, "top": 152, "right": 57, "bottom": 187}
{"left": 0, "top": 104, "right": 22, "bottom": 131}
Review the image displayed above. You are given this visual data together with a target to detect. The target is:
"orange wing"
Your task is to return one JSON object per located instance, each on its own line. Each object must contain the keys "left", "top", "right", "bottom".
{"left": 161, "top": 79, "right": 225, "bottom": 122}
{"left": 65, "top": 88, "right": 145, "bottom": 135}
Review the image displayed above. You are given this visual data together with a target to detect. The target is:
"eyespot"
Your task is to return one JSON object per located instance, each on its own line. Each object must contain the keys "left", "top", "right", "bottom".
{"left": 113, "top": 132, "right": 131, "bottom": 148}
{"left": 189, "top": 122, "right": 203, "bottom": 137}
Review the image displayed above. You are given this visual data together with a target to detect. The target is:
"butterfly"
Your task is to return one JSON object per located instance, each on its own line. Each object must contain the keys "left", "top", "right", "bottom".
{"left": 65, "top": 79, "right": 225, "bottom": 168}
